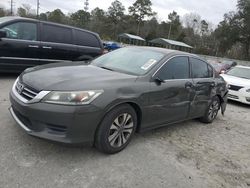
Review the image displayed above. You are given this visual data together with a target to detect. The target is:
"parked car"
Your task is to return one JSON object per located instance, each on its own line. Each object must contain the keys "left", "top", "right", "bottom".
{"left": 221, "top": 66, "right": 250, "bottom": 105}
{"left": 103, "top": 41, "right": 121, "bottom": 51}
{"left": 9, "top": 47, "right": 228, "bottom": 154}
{"left": 0, "top": 16, "right": 104, "bottom": 73}
{"left": 222, "top": 60, "right": 237, "bottom": 68}
{"left": 207, "top": 60, "right": 230, "bottom": 74}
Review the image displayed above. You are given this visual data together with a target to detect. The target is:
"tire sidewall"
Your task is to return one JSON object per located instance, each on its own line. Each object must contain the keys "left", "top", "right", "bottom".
{"left": 95, "top": 104, "right": 137, "bottom": 154}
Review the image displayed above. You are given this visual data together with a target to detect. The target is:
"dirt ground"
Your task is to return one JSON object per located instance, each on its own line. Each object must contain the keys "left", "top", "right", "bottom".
{"left": 0, "top": 74, "right": 250, "bottom": 188}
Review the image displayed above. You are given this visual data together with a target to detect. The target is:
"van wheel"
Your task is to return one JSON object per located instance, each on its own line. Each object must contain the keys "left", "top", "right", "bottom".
{"left": 95, "top": 104, "right": 137, "bottom": 154}
{"left": 200, "top": 96, "right": 220, "bottom": 123}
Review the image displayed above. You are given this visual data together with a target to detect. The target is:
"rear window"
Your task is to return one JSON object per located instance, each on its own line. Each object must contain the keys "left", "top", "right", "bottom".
{"left": 42, "top": 24, "right": 72, "bottom": 44}
{"left": 74, "top": 30, "right": 100, "bottom": 48}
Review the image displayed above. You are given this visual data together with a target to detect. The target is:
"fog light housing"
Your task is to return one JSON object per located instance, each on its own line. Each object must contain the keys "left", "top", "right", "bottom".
{"left": 246, "top": 97, "right": 250, "bottom": 102}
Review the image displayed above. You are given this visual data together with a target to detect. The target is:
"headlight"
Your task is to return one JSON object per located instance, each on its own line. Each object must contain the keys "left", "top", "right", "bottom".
{"left": 42, "top": 90, "right": 103, "bottom": 105}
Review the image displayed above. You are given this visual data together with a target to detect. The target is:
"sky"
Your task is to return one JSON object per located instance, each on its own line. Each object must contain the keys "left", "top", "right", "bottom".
{"left": 0, "top": 0, "right": 238, "bottom": 25}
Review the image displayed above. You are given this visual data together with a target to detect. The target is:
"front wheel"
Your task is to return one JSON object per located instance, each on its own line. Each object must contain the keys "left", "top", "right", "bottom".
{"left": 200, "top": 96, "right": 220, "bottom": 123}
{"left": 95, "top": 104, "right": 137, "bottom": 154}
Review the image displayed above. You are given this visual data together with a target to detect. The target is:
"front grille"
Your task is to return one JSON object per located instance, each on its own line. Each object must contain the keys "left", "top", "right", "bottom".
{"left": 15, "top": 81, "right": 39, "bottom": 101}
{"left": 228, "top": 84, "right": 244, "bottom": 91}
{"left": 228, "top": 94, "right": 239, "bottom": 99}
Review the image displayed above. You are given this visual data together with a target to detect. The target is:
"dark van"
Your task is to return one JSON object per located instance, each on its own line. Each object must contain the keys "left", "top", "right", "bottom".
{"left": 0, "top": 17, "right": 104, "bottom": 72}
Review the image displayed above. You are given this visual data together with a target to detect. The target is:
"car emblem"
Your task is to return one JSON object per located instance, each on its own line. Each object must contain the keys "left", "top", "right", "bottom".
{"left": 16, "top": 82, "right": 24, "bottom": 94}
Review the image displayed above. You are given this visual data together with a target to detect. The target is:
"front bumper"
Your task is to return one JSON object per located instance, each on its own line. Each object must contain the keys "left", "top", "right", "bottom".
{"left": 9, "top": 90, "right": 104, "bottom": 144}
{"left": 227, "top": 89, "right": 250, "bottom": 105}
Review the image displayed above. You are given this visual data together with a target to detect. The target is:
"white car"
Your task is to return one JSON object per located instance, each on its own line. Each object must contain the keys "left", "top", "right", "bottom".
{"left": 221, "top": 66, "right": 250, "bottom": 105}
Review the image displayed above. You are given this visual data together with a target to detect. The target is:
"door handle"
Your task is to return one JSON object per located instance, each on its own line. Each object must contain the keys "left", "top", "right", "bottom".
{"left": 42, "top": 46, "right": 52, "bottom": 49}
{"left": 185, "top": 81, "right": 194, "bottom": 89}
{"left": 28, "top": 45, "right": 39, "bottom": 48}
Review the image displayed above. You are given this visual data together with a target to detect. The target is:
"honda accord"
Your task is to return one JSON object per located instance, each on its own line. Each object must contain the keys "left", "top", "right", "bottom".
{"left": 9, "top": 47, "right": 228, "bottom": 154}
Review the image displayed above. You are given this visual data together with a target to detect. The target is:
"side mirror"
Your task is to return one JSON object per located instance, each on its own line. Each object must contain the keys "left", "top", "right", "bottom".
{"left": 0, "top": 30, "right": 7, "bottom": 38}
{"left": 154, "top": 76, "right": 165, "bottom": 85}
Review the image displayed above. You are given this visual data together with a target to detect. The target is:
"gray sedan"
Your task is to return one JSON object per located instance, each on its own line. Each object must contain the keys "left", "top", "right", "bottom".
{"left": 9, "top": 47, "right": 228, "bottom": 154}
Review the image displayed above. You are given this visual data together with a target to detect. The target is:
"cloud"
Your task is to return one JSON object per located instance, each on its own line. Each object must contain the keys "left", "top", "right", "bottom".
{"left": 0, "top": 0, "right": 237, "bottom": 24}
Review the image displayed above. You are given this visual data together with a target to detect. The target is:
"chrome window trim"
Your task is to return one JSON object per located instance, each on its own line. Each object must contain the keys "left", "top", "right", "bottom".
{"left": 12, "top": 78, "right": 51, "bottom": 104}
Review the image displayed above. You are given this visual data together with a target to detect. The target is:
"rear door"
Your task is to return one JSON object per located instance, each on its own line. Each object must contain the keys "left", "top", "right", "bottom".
{"left": 189, "top": 57, "right": 215, "bottom": 118}
{"left": 40, "top": 23, "right": 78, "bottom": 64}
{"left": 0, "top": 21, "right": 40, "bottom": 72}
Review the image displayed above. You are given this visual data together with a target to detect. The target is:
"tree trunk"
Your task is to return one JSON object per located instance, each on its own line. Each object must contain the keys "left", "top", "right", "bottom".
{"left": 137, "top": 21, "right": 141, "bottom": 36}
{"left": 245, "top": 42, "right": 250, "bottom": 60}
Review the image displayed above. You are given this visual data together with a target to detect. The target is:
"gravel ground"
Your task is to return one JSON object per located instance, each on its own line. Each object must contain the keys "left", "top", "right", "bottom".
{"left": 0, "top": 74, "right": 249, "bottom": 188}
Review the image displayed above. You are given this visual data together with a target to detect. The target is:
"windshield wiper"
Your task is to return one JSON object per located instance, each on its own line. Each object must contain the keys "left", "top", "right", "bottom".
{"left": 100, "top": 66, "right": 114, "bottom": 72}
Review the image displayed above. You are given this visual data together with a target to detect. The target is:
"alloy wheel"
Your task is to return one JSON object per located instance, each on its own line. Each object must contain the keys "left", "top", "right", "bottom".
{"left": 208, "top": 100, "right": 220, "bottom": 120}
{"left": 108, "top": 113, "right": 134, "bottom": 148}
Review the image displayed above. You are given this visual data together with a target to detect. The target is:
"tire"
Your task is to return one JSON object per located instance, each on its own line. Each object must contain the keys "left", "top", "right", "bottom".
{"left": 95, "top": 104, "right": 137, "bottom": 154}
{"left": 200, "top": 96, "right": 221, "bottom": 123}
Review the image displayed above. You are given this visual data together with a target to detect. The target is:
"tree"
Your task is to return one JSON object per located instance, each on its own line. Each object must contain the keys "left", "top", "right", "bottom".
{"left": 107, "top": 0, "right": 125, "bottom": 38}
{"left": 90, "top": 8, "right": 108, "bottom": 38}
{"left": 129, "top": 0, "right": 155, "bottom": 35}
{"left": 70, "top": 10, "right": 91, "bottom": 29}
{"left": 0, "top": 8, "right": 6, "bottom": 17}
{"left": 48, "top": 9, "right": 67, "bottom": 24}
{"left": 167, "top": 11, "right": 182, "bottom": 40}
{"left": 237, "top": 0, "right": 250, "bottom": 59}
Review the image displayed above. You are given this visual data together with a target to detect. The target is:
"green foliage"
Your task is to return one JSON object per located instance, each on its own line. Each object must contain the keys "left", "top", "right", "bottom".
{"left": 70, "top": 10, "right": 91, "bottom": 28}
{"left": 129, "top": 0, "right": 155, "bottom": 35}
{"left": 48, "top": 9, "right": 67, "bottom": 24}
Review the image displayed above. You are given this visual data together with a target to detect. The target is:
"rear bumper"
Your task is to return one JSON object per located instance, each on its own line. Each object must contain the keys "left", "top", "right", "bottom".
{"left": 9, "top": 90, "right": 104, "bottom": 144}
{"left": 228, "top": 90, "right": 250, "bottom": 105}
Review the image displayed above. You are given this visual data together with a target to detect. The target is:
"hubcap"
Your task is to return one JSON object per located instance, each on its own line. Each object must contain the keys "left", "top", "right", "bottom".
{"left": 208, "top": 100, "right": 220, "bottom": 120}
{"left": 108, "top": 113, "right": 134, "bottom": 148}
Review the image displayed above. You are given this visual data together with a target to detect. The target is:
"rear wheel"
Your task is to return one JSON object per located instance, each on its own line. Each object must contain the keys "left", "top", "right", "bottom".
{"left": 200, "top": 96, "right": 220, "bottom": 123}
{"left": 95, "top": 104, "right": 137, "bottom": 154}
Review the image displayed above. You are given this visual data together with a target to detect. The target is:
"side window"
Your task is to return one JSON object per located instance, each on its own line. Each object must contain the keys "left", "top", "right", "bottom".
{"left": 75, "top": 30, "right": 100, "bottom": 48}
{"left": 157, "top": 57, "right": 190, "bottom": 80}
{"left": 42, "top": 24, "right": 72, "bottom": 44}
{"left": 190, "top": 58, "right": 209, "bottom": 78}
{"left": 1, "top": 22, "right": 37, "bottom": 41}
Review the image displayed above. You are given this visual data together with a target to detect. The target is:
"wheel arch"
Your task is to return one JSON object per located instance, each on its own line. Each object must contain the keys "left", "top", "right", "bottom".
{"left": 94, "top": 100, "right": 143, "bottom": 142}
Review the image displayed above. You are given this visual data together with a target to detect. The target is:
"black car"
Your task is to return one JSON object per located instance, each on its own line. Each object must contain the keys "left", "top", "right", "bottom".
{"left": 9, "top": 47, "right": 228, "bottom": 154}
{"left": 0, "top": 16, "right": 104, "bottom": 72}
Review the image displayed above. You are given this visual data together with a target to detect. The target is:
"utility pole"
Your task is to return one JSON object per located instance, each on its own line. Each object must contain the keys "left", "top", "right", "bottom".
{"left": 84, "top": 0, "right": 89, "bottom": 12}
{"left": 10, "top": 0, "right": 14, "bottom": 16}
{"left": 37, "top": 0, "right": 40, "bottom": 19}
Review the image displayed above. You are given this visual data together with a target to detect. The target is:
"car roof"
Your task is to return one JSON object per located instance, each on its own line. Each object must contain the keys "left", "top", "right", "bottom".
{"left": 1, "top": 16, "right": 99, "bottom": 36}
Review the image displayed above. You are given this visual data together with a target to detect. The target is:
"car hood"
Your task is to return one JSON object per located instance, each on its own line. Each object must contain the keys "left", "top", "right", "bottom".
{"left": 221, "top": 74, "right": 250, "bottom": 87}
{"left": 20, "top": 63, "right": 137, "bottom": 91}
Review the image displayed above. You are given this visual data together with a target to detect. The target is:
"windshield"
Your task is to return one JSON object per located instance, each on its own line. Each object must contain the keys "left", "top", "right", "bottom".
{"left": 226, "top": 67, "right": 250, "bottom": 79}
{"left": 92, "top": 48, "right": 165, "bottom": 75}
